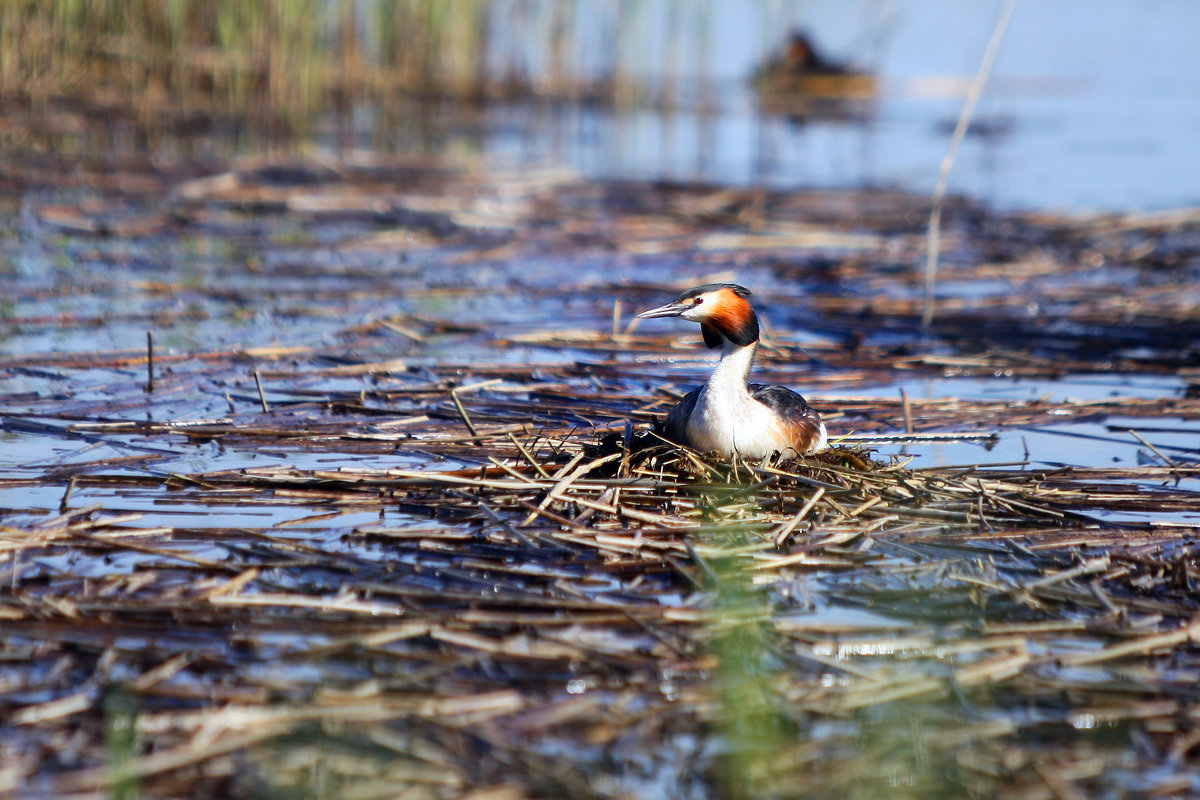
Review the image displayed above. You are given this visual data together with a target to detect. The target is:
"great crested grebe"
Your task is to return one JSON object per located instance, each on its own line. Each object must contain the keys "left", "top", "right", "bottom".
{"left": 636, "top": 283, "right": 827, "bottom": 459}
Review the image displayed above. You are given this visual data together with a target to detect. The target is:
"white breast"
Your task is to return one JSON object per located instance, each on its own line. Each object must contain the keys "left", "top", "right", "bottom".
{"left": 683, "top": 342, "right": 792, "bottom": 458}
{"left": 687, "top": 387, "right": 787, "bottom": 457}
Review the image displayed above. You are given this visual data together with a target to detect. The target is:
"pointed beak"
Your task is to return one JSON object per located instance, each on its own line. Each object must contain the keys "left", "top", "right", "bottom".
{"left": 636, "top": 302, "right": 690, "bottom": 320}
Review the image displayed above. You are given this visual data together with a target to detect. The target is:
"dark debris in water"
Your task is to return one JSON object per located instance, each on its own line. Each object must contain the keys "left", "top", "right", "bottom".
{"left": 2, "top": 154, "right": 1200, "bottom": 798}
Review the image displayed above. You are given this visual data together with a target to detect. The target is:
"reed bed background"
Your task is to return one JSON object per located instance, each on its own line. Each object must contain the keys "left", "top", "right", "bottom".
{"left": 1, "top": 0, "right": 734, "bottom": 131}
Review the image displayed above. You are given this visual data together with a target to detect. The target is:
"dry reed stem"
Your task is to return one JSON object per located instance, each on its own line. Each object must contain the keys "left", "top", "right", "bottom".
{"left": 2, "top": 155, "right": 1199, "bottom": 798}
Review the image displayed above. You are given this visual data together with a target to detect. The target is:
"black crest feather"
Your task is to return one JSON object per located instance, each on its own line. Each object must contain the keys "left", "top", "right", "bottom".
{"left": 673, "top": 283, "right": 752, "bottom": 303}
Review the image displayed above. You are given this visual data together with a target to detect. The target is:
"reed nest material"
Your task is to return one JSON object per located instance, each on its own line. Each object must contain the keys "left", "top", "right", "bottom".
{"left": 2, "top": 154, "right": 1200, "bottom": 797}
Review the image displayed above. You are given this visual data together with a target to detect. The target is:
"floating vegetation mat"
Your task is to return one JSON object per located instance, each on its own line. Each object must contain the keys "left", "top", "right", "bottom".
{"left": 2, "top": 153, "right": 1200, "bottom": 798}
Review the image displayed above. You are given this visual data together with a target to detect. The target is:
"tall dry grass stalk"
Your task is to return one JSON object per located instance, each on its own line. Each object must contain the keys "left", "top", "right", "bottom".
{"left": 922, "top": 0, "right": 1016, "bottom": 327}
{"left": 0, "top": 0, "right": 704, "bottom": 131}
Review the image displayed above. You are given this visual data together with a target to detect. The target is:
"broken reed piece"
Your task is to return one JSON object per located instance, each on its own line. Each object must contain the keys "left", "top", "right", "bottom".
{"left": 253, "top": 370, "right": 270, "bottom": 412}
{"left": 145, "top": 330, "right": 154, "bottom": 393}
{"left": 59, "top": 474, "right": 77, "bottom": 513}
{"left": 449, "top": 387, "right": 482, "bottom": 445}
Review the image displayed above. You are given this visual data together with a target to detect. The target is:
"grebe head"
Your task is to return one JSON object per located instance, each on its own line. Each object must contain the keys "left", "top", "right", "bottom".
{"left": 636, "top": 283, "right": 759, "bottom": 348}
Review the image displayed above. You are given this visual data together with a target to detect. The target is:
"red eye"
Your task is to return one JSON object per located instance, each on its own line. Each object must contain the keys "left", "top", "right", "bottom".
{"left": 693, "top": 298, "right": 703, "bottom": 305}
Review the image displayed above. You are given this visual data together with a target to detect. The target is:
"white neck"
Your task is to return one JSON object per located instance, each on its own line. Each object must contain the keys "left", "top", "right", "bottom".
{"left": 706, "top": 338, "right": 757, "bottom": 399}
{"left": 683, "top": 337, "right": 767, "bottom": 455}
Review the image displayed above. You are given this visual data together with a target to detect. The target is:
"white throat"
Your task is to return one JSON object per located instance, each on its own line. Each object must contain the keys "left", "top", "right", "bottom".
{"left": 685, "top": 339, "right": 773, "bottom": 456}
{"left": 707, "top": 338, "right": 757, "bottom": 400}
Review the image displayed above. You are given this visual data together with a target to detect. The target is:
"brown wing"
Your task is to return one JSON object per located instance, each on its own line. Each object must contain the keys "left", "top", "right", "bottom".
{"left": 749, "top": 384, "right": 825, "bottom": 453}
